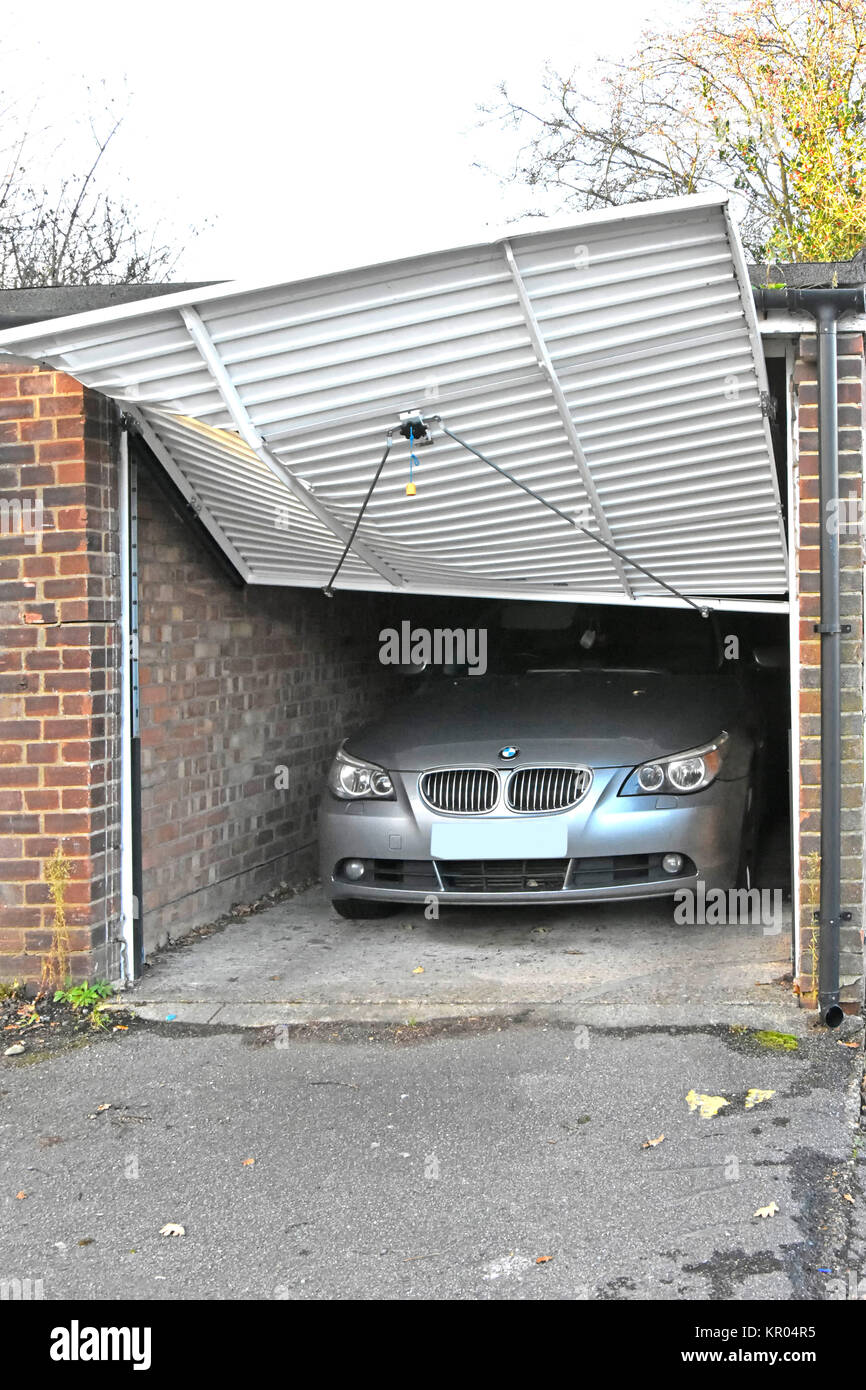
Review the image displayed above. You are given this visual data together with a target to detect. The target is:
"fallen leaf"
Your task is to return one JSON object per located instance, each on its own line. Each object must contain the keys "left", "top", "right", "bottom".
{"left": 242, "top": 1157, "right": 255, "bottom": 1166}
{"left": 753, "top": 1201, "right": 779, "bottom": 1219}
{"left": 77, "top": 1237, "right": 94, "bottom": 1246}
{"left": 642, "top": 1134, "right": 665, "bottom": 1148}
{"left": 4, "top": 1044, "right": 25, "bottom": 1056}
{"left": 838, "top": 1039, "right": 859, "bottom": 1048}
{"left": 685, "top": 1089, "right": 730, "bottom": 1119}
{"left": 15, "top": 1191, "right": 26, "bottom": 1200}
{"left": 159, "top": 1223, "right": 185, "bottom": 1237}
{"left": 113, "top": 1025, "right": 128, "bottom": 1032}
{"left": 745, "top": 1088, "right": 776, "bottom": 1110}
{"left": 535, "top": 1255, "right": 553, "bottom": 1264}
{"left": 95, "top": 1103, "right": 111, "bottom": 1113}
{"left": 843, "top": 1193, "right": 855, "bottom": 1203}
{"left": 412, "top": 966, "right": 425, "bottom": 975}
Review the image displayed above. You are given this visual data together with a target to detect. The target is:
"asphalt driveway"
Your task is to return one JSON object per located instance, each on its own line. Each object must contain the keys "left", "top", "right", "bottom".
{"left": 2, "top": 889, "right": 863, "bottom": 1302}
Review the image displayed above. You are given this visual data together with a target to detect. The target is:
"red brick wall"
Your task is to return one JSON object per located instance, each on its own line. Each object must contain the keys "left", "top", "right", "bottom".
{"left": 793, "top": 333, "right": 865, "bottom": 1006}
{"left": 0, "top": 363, "right": 122, "bottom": 987}
{"left": 136, "top": 461, "right": 394, "bottom": 952}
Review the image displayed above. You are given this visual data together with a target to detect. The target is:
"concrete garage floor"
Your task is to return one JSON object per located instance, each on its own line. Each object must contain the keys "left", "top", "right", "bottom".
{"left": 4, "top": 889, "right": 864, "bottom": 1302}
{"left": 129, "top": 886, "right": 799, "bottom": 1030}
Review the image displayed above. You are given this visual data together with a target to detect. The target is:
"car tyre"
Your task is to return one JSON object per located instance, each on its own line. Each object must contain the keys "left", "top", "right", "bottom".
{"left": 332, "top": 899, "right": 399, "bottom": 920}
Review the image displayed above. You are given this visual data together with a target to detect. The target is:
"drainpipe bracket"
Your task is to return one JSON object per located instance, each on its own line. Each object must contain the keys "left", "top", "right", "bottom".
{"left": 813, "top": 623, "right": 851, "bottom": 635}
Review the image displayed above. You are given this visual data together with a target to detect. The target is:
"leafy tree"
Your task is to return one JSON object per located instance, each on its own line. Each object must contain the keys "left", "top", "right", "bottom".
{"left": 490, "top": 0, "right": 866, "bottom": 261}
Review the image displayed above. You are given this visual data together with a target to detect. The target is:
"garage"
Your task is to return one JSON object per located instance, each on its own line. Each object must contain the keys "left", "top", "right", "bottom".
{"left": 0, "top": 192, "right": 862, "bottom": 1019}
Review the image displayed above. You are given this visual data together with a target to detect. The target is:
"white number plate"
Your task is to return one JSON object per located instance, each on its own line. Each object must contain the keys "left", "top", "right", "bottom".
{"left": 430, "top": 818, "right": 568, "bottom": 859}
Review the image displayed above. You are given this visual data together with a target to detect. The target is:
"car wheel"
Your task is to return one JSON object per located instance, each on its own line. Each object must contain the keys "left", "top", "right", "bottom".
{"left": 332, "top": 899, "right": 399, "bottom": 920}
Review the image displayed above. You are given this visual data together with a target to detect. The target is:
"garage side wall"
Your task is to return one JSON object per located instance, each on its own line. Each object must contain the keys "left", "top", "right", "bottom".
{"left": 0, "top": 363, "right": 122, "bottom": 987}
{"left": 793, "top": 332, "right": 866, "bottom": 1007}
{"left": 136, "top": 462, "right": 394, "bottom": 953}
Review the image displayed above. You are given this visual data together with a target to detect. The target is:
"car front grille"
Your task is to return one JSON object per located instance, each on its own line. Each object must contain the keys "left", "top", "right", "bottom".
{"left": 419, "top": 767, "right": 499, "bottom": 814}
{"left": 437, "top": 859, "right": 570, "bottom": 891}
{"left": 505, "top": 766, "right": 591, "bottom": 813}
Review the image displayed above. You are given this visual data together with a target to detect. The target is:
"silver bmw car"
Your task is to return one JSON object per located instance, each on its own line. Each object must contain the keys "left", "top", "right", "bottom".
{"left": 319, "top": 603, "right": 767, "bottom": 919}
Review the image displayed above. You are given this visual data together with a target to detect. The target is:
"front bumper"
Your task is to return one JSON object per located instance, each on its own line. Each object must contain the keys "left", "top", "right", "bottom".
{"left": 319, "top": 765, "right": 748, "bottom": 906}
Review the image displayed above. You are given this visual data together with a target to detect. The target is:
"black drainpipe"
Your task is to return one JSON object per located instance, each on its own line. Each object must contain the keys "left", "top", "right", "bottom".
{"left": 754, "top": 286, "right": 866, "bottom": 1027}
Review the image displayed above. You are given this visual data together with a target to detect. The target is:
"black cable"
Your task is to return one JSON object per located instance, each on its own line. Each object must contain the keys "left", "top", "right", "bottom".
{"left": 321, "top": 415, "right": 707, "bottom": 616}
{"left": 433, "top": 420, "right": 708, "bottom": 616}
{"left": 323, "top": 433, "right": 393, "bottom": 595}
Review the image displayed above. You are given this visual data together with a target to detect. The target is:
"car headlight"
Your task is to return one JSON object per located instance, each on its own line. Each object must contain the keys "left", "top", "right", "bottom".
{"left": 327, "top": 743, "right": 395, "bottom": 800}
{"left": 620, "top": 732, "right": 729, "bottom": 796}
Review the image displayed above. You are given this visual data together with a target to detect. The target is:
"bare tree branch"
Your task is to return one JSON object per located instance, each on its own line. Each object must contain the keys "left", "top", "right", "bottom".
{"left": 0, "top": 91, "right": 188, "bottom": 287}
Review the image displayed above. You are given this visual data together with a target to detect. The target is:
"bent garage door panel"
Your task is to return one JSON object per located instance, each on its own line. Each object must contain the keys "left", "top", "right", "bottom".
{"left": 0, "top": 192, "right": 787, "bottom": 611}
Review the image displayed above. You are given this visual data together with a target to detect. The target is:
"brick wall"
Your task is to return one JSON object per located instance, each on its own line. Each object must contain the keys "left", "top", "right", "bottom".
{"left": 136, "top": 460, "right": 395, "bottom": 953}
{"left": 793, "top": 333, "right": 866, "bottom": 1007}
{"left": 0, "top": 363, "right": 122, "bottom": 988}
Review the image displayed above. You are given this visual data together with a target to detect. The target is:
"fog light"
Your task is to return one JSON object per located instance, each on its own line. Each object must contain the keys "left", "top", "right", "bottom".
{"left": 662, "top": 853, "right": 684, "bottom": 875}
{"left": 343, "top": 860, "right": 366, "bottom": 881}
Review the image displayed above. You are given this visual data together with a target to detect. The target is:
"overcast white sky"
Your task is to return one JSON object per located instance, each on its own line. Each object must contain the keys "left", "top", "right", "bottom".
{"left": 4, "top": 0, "right": 671, "bottom": 281}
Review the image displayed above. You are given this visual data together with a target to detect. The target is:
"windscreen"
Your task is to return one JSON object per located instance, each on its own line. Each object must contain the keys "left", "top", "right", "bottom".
{"left": 488, "top": 603, "right": 721, "bottom": 675}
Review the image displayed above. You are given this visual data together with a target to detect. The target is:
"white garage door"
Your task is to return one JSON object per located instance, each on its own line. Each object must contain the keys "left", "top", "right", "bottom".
{"left": 0, "top": 192, "right": 787, "bottom": 612}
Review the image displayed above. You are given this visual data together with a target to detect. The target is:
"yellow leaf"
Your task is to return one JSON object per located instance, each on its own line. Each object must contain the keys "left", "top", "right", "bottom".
{"left": 412, "top": 966, "right": 425, "bottom": 975}
{"left": 242, "top": 1157, "right": 255, "bottom": 1166}
{"left": 753, "top": 1201, "right": 779, "bottom": 1219}
{"left": 642, "top": 1134, "right": 665, "bottom": 1148}
{"left": 843, "top": 1193, "right": 855, "bottom": 1203}
{"left": 744, "top": 1088, "right": 776, "bottom": 1109}
{"left": 685, "top": 1089, "right": 730, "bottom": 1119}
